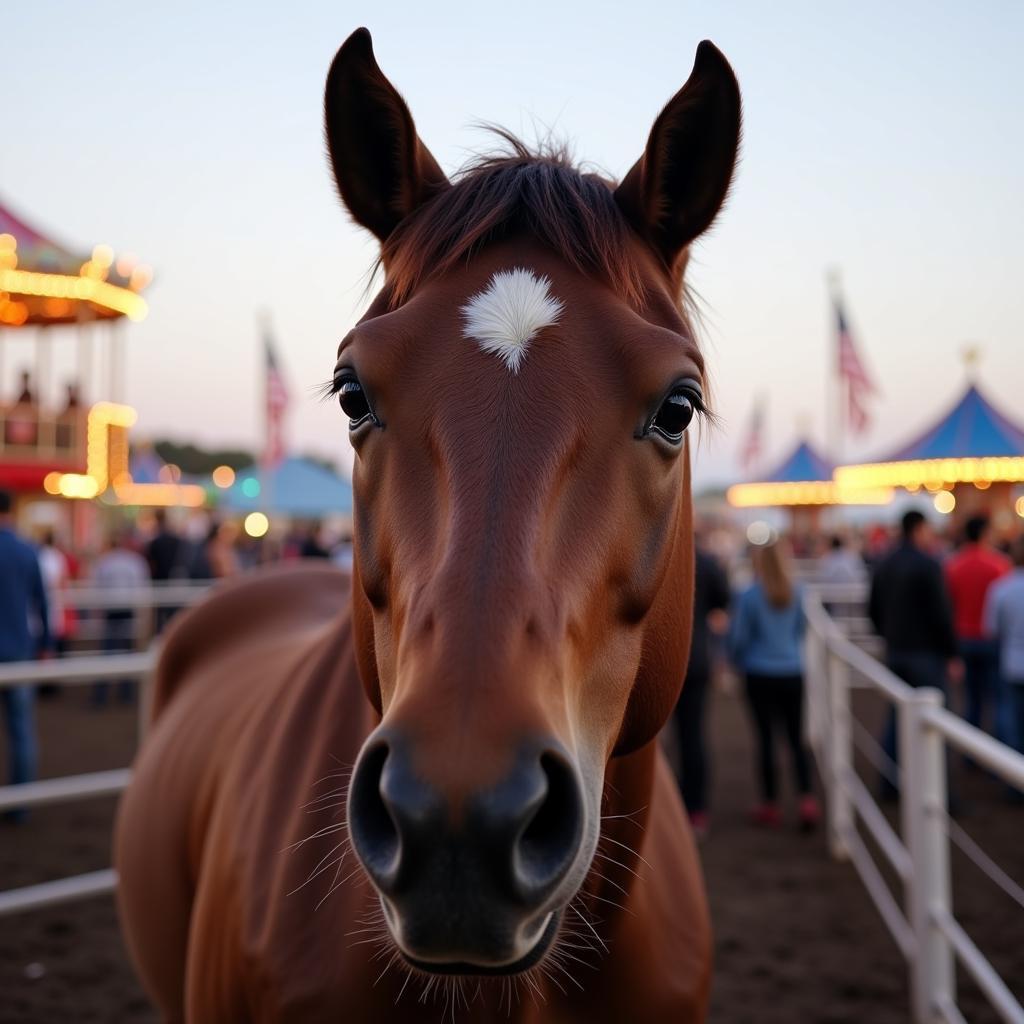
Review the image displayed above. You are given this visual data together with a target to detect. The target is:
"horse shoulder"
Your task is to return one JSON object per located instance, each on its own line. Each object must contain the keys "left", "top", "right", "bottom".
{"left": 117, "top": 562, "right": 362, "bottom": 1021}
{"left": 149, "top": 561, "right": 354, "bottom": 721}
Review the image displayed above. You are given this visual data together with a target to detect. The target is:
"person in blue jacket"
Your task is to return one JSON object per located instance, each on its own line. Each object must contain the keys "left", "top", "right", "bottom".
{"left": 0, "top": 489, "right": 51, "bottom": 821}
{"left": 728, "top": 535, "right": 819, "bottom": 829}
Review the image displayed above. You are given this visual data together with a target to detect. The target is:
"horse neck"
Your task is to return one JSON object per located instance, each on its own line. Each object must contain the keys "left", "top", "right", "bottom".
{"left": 582, "top": 741, "right": 659, "bottom": 923}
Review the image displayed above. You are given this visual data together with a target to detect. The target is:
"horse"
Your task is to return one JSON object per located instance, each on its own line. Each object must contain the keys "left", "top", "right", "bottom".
{"left": 116, "top": 27, "right": 741, "bottom": 1023}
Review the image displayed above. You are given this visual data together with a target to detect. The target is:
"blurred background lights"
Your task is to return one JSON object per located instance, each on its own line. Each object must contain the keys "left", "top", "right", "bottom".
{"left": 746, "top": 521, "right": 775, "bottom": 546}
{"left": 211, "top": 465, "right": 236, "bottom": 488}
{"left": 1015, "top": 497, "right": 1024, "bottom": 518}
{"left": 240, "top": 477, "right": 261, "bottom": 498}
{"left": 933, "top": 489, "right": 956, "bottom": 514}
{"left": 244, "top": 512, "right": 269, "bottom": 538}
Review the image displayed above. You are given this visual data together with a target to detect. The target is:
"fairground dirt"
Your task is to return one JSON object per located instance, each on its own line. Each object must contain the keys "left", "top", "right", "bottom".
{"left": 2, "top": 681, "right": 1022, "bottom": 1023}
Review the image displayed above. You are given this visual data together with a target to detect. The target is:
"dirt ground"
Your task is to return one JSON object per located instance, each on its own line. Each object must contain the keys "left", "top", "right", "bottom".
{"left": 1, "top": 681, "right": 1022, "bottom": 1023}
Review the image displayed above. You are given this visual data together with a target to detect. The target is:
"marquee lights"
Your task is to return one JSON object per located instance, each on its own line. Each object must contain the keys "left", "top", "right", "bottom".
{"left": 726, "top": 481, "right": 894, "bottom": 508}
{"left": 47, "top": 402, "right": 206, "bottom": 507}
{"left": 112, "top": 482, "right": 206, "bottom": 507}
{"left": 834, "top": 457, "right": 1024, "bottom": 492}
{"left": 0, "top": 268, "right": 148, "bottom": 321}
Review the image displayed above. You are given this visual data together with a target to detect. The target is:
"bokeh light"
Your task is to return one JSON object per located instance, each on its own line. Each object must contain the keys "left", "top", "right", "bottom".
{"left": 211, "top": 465, "right": 236, "bottom": 489}
{"left": 244, "top": 512, "right": 269, "bottom": 538}
{"left": 933, "top": 490, "right": 956, "bottom": 514}
{"left": 241, "top": 477, "right": 260, "bottom": 498}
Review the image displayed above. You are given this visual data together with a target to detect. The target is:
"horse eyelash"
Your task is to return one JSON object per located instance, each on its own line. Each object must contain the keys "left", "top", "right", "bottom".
{"left": 315, "top": 378, "right": 343, "bottom": 403}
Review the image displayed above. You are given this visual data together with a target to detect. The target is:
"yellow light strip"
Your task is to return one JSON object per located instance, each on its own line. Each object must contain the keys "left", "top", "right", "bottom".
{"left": 44, "top": 472, "right": 99, "bottom": 499}
{"left": 835, "top": 457, "right": 1024, "bottom": 491}
{"left": 47, "top": 403, "right": 139, "bottom": 500}
{"left": 86, "top": 402, "right": 138, "bottom": 493}
{"left": 0, "top": 268, "right": 148, "bottom": 321}
{"left": 727, "top": 480, "right": 895, "bottom": 508}
{"left": 51, "top": 402, "right": 205, "bottom": 507}
{"left": 112, "top": 482, "right": 206, "bottom": 507}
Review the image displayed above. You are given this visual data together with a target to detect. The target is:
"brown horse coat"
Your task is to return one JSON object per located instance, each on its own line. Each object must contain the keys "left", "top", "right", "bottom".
{"left": 116, "top": 27, "right": 740, "bottom": 1023}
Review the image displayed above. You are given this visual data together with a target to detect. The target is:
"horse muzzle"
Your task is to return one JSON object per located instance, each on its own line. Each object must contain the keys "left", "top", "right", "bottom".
{"left": 347, "top": 729, "right": 588, "bottom": 972}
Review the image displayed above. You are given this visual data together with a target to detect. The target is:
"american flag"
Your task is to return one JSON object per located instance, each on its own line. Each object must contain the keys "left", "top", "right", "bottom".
{"left": 739, "top": 396, "right": 766, "bottom": 471}
{"left": 263, "top": 330, "right": 289, "bottom": 468}
{"left": 836, "top": 299, "right": 876, "bottom": 435}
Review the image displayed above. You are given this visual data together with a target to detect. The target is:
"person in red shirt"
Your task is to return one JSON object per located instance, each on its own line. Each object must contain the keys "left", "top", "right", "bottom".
{"left": 945, "top": 515, "right": 1011, "bottom": 738}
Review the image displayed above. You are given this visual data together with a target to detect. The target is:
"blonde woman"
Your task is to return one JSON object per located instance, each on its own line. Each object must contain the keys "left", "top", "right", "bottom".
{"left": 728, "top": 537, "right": 820, "bottom": 829}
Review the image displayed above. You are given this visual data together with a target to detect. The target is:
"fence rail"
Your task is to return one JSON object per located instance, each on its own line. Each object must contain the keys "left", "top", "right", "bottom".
{"left": 61, "top": 582, "right": 210, "bottom": 611}
{"left": 805, "top": 588, "right": 1024, "bottom": 1024}
{"left": 0, "top": 653, "right": 155, "bottom": 917}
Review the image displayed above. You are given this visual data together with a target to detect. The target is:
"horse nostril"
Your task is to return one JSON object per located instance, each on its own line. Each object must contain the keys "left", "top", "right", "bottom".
{"left": 348, "top": 743, "right": 400, "bottom": 886}
{"left": 513, "top": 752, "right": 583, "bottom": 899}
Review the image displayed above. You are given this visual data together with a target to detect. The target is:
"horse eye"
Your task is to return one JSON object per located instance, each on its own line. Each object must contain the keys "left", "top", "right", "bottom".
{"left": 337, "top": 378, "right": 372, "bottom": 426}
{"left": 649, "top": 387, "right": 698, "bottom": 443}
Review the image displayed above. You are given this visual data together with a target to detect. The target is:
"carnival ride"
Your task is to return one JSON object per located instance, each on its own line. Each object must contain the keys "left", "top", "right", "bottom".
{"left": 835, "top": 377, "right": 1024, "bottom": 527}
{"left": 727, "top": 438, "right": 893, "bottom": 532}
{"left": 0, "top": 194, "right": 202, "bottom": 537}
{"left": 729, "top": 366, "right": 1024, "bottom": 530}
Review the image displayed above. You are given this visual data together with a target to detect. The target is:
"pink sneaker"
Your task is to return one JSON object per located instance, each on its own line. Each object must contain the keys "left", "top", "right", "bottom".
{"left": 689, "top": 810, "right": 710, "bottom": 841}
{"left": 799, "top": 795, "right": 821, "bottom": 831}
{"left": 751, "top": 803, "right": 781, "bottom": 827}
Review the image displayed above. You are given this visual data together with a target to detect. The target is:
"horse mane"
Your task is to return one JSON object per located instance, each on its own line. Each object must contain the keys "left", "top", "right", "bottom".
{"left": 377, "top": 130, "right": 664, "bottom": 312}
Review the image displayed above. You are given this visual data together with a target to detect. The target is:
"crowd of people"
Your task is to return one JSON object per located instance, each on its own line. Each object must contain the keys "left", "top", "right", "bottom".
{"left": 670, "top": 508, "right": 1024, "bottom": 839}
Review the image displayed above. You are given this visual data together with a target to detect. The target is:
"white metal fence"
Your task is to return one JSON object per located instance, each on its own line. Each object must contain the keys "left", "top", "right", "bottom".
{"left": 0, "top": 651, "right": 155, "bottom": 917}
{"left": 805, "top": 588, "right": 1024, "bottom": 1024}
{"left": 55, "top": 581, "right": 209, "bottom": 653}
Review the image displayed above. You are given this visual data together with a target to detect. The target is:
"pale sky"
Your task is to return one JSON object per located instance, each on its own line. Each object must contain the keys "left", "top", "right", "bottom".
{"left": 4, "top": 1, "right": 1022, "bottom": 488}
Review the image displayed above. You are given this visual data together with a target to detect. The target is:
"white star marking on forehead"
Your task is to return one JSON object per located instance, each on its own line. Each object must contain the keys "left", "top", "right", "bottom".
{"left": 460, "top": 268, "right": 564, "bottom": 374}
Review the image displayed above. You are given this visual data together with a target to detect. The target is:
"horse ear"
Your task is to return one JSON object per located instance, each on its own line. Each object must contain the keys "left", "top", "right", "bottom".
{"left": 614, "top": 41, "right": 741, "bottom": 270}
{"left": 324, "top": 28, "right": 449, "bottom": 243}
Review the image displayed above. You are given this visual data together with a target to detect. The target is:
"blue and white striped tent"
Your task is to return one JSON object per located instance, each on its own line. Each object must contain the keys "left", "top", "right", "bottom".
{"left": 883, "top": 384, "right": 1024, "bottom": 462}
{"left": 758, "top": 440, "right": 834, "bottom": 485}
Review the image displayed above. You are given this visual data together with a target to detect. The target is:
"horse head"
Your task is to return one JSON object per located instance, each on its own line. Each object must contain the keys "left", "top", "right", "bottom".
{"left": 326, "top": 28, "right": 740, "bottom": 975}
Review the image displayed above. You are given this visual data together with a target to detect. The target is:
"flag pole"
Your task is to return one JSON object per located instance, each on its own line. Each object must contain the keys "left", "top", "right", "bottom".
{"left": 258, "top": 309, "right": 274, "bottom": 526}
{"left": 826, "top": 267, "right": 844, "bottom": 465}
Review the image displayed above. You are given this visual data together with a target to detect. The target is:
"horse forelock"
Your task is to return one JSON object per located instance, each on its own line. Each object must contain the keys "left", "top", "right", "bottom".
{"left": 374, "top": 131, "right": 695, "bottom": 321}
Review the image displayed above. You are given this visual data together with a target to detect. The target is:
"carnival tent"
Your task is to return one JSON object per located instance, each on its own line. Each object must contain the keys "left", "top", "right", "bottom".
{"left": 728, "top": 439, "right": 886, "bottom": 508}
{"left": 221, "top": 457, "right": 353, "bottom": 519}
{"left": 835, "top": 382, "right": 1024, "bottom": 495}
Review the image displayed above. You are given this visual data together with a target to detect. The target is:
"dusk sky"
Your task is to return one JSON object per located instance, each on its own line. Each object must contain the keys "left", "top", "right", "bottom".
{"left": 4, "top": 1, "right": 1022, "bottom": 487}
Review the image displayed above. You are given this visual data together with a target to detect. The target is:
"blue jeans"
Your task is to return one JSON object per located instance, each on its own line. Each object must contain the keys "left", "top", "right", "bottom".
{"left": 959, "top": 637, "right": 1007, "bottom": 740}
{"left": 91, "top": 630, "right": 135, "bottom": 706}
{"left": 2, "top": 684, "right": 38, "bottom": 820}
{"left": 880, "top": 651, "right": 949, "bottom": 797}
{"left": 1008, "top": 682, "right": 1024, "bottom": 755}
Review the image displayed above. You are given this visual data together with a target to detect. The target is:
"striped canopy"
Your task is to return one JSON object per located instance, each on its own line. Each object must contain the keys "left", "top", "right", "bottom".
{"left": 884, "top": 384, "right": 1024, "bottom": 461}
{"left": 0, "top": 194, "right": 149, "bottom": 326}
{"left": 759, "top": 440, "right": 834, "bottom": 484}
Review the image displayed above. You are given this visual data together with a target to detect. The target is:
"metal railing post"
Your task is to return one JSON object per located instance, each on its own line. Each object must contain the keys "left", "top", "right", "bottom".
{"left": 901, "top": 687, "right": 954, "bottom": 1022}
{"left": 826, "top": 649, "right": 853, "bottom": 861}
{"left": 804, "top": 628, "right": 823, "bottom": 752}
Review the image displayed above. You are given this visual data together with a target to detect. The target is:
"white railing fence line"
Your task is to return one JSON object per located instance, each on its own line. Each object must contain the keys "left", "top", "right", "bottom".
{"left": 805, "top": 589, "right": 1024, "bottom": 1024}
{"left": 0, "top": 652, "right": 156, "bottom": 917}
{"left": 44, "top": 582, "right": 210, "bottom": 655}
